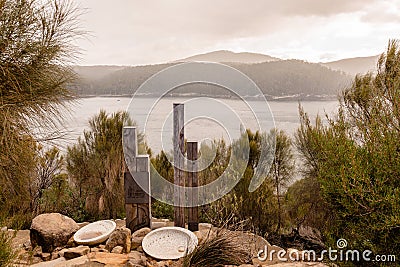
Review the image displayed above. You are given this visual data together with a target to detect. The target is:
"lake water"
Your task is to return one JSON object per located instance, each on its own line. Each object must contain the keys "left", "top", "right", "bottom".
{"left": 60, "top": 97, "right": 338, "bottom": 153}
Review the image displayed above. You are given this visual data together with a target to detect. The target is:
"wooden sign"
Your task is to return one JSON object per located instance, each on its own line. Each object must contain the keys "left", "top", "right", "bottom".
{"left": 173, "top": 103, "right": 185, "bottom": 228}
{"left": 124, "top": 171, "right": 149, "bottom": 204}
{"left": 123, "top": 127, "right": 151, "bottom": 232}
{"left": 187, "top": 141, "right": 199, "bottom": 231}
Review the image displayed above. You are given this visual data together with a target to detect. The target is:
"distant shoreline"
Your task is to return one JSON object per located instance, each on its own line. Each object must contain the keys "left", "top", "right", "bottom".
{"left": 77, "top": 94, "right": 338, "bottom": 102}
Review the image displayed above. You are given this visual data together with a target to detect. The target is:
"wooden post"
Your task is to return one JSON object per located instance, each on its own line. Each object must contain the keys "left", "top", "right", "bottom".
{"left": 187, "top": 142, "right": 199, "bottom": 231}
{"left": 173, "top": 103, "right": 185, "bottom": 228}
{"left": 123, "top": 127, "right": 151, "bottom": 232}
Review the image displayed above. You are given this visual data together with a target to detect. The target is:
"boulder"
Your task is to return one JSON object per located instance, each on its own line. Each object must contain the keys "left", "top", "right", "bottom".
{"left": 30, "top": 213, "right": 79, "bottom": 253}
{"left": 63, "top": 245, "right": 90, "bottom": 259}
{"left": 111, "top": 245, "right": 124, "bottom": 254}
{"left": 105, "top": 227, "right": 131, "bottom": 253}
{"left": 128, "top": 251, "right": 144, "bottom": 265}
{"left": 30, "top": 257, "right": 66, "bottom": 267}
{"left": 131, "top": 227, "right": 151, "bottom": 250}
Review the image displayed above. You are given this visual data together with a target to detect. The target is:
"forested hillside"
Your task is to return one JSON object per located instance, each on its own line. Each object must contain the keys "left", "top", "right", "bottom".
{"left": 72, "top": 60, "right": 351, "bottom": 100}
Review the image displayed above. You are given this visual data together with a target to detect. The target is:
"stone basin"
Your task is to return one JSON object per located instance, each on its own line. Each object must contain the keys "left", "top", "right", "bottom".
{"left": 73, "top": 220, "right": 116, "bottom": 245}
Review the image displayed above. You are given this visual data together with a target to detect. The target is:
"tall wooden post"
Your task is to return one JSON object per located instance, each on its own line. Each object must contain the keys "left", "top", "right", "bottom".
{"left": 173, "top": 103, "right": 185, "bottom": 228}
{"left": 187, "top": 141, "right": 199, "bottom": 231}
{"left": 123, "top": 127, "right": 151, "bottom": 232}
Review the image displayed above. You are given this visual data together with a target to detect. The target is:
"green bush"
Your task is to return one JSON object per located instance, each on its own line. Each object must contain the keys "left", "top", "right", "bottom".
{"left": 0, "top": 231, "right": 16, "bottom": 267}
{"left": 151, "top": 200, "right": 174, "bottom": 221}
{"left": 295, "top": 40, "right": 400, "bottom": 262}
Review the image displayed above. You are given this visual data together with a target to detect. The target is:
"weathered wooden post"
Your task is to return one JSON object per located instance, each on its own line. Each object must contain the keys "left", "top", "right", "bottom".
{"left": 187, "top": 141, "right": 199, "bottom": 231}
{"left": 173, "top": 103, "right": 185, "bottom": 228}
{"left": 123, "top": 127, "right": 151, "bottom": 232}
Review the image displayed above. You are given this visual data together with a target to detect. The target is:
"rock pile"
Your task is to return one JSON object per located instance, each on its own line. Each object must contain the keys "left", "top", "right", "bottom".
{"left": 5, "top": 213, "right": 330, "bottom": 267}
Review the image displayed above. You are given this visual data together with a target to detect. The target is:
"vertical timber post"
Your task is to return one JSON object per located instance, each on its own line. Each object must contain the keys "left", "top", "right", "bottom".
{"left": 173, "top": 103, "right": 185, "bottom": 228}
{"left": 123, "top": 127, "right": 151, "bottom": 232}
{"left": 187, "top": 141, "right": 199, "bottom": 231}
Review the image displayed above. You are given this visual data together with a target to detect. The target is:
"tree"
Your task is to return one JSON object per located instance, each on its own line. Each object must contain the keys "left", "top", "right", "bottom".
{"left": 30, "top": 147, "right": 64, "bottom": 216}
{"left": 269, "top": 129, "right": 294, "bottom": 233}
{"left": 66, "top": 110, "right": 142, "bottom": 220}
{"left": 0, "top": 0, "right": 82, "bottom": 224}
{"left": 295, "top": 40, "right": 400, "bottom": 260}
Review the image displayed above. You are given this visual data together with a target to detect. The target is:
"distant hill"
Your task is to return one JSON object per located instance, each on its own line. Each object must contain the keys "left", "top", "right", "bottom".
{"left": 73, "top": 66, "right": 125, "bottom": 82}
{"left": 322, "top": 55, "right": 379, "bottom": 76}
{"left": 175, "top": 50, "right": 280, "bottom": 64}
{"left": 72, "top": 60, "right": 351, "bottom": 100}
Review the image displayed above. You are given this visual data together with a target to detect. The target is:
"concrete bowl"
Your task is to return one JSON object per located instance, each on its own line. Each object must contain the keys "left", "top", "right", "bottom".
{"left": 73, "top": 220, "right": 116, "bottom": 245}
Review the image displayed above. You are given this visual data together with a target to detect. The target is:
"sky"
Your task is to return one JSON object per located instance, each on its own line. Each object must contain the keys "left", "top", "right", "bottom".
{"left": 75, "top": 0, "right": 400, "bottom": 66}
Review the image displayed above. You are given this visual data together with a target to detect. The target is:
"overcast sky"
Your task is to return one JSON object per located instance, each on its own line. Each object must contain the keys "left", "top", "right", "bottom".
{"left": 75, "top": 0, "right": 400, "bottom": 66}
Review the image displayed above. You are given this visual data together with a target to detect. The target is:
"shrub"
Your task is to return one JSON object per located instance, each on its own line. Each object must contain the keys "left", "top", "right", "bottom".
{"left": 183, "top": 230, "right": 251, "bottom": 267}
{"left": 0, "top": 231, "right": 16, "bottom": 267}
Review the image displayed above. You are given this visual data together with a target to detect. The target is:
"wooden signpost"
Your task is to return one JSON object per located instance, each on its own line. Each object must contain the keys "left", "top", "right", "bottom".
{"left": 173, "top": 103, "right": 185, "bottom": 228}
{"left": 123, "top": 127, "right": 151, "bottom": 232}
{"left": 187, "top": 141, "right": 199, "bottom": 231}
{"left": 124, "top": 103, "right": 199, "bottom": 232}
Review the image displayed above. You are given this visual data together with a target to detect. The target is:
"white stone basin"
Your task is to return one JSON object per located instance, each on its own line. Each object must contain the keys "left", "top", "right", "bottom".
{"left": 142, "top": 226, "right": 198, "bottom": 260}
{"left": 73, "top": 220, "right": 116, "bottom": 245}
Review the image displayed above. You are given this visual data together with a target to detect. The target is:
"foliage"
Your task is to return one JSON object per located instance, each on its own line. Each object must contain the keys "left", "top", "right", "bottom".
{"left": 197, "top": 129, "right": 294, "bottom": 237}
{"left": 183, "top": 230, "right": 251, "bottom": 267}
{"left": 66, "top": 110, "right": 140, "bottom": 220}
{"left": 295, "top": 40, "right": 400, "bottom": 261}
{"left": 151, "top": 200, "right": 174, "bottom": 221}
{"left": 0, "top": 0, "right": 82, "bottom": 225}
{"left": 269, "top": 129, "right": 294, "bottom": 233}
{"left": 30, "top": 147, "right": 64, "bottom": 216}
{"left": 0, "top": 231, "right": 16, "bottom": 267}
{"left": 284, "top": 176, "right": 332, "bottom": 233}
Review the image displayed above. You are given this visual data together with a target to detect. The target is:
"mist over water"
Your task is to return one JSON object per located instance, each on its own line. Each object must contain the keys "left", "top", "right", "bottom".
{"left": 60, "top": 97, "right": 338, "bottom": 153}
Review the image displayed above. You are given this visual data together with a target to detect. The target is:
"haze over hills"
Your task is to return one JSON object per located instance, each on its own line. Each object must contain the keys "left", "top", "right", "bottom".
{"left": 321, "top": 55, "right": 379, "bottom": 76}
{"left": 72, "top": 50, "right": 381, "bottom": 99}
{"left": 175, "top": 50, "right": 280, "bottom": 64}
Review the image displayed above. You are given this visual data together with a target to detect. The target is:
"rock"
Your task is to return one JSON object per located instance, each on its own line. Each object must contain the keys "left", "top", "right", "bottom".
{"left": 66, "top": 235, "right": 77, "bottom": 248}
{"left": 115, "top": 219, "right": 126, "bottom": 228}
{"left": 111, "top": 245, "right": 124, "bottom": 254}
{"left": 137, "top": 246, "right": 144, "bottom": 253}
{"left": 126, "top": 261, "right": 145, "bottom": 267}
{"left": 287, "top": 248, "right": 300, "bottom": 261}
{"left": 74, "top": 262, "right": 105, "bottom": 267}
{"left": 198, "top": 223, "right": 212, "bottom": 231}
{"left": 151, "top": 222, "right": 166, "bottom": 230}
{"left": 131, "top": 227, "right": 151, "bottom": 250}
{"left": 33, "top": 246, "right": 43, "bottom": 257}
{"left": 58, "top": 248, "right": 69, "bottom": 257}
{"left": 51, "top": 251, "right": 60, "bottom": 260}
{"left": 105, "top": 227, "right": 131, "bottom": 253}
{"left": 40, "top": 252, "right": 51, "bottom": 261}
{"left": 30, "top": 257, "right": 66, "bottom": 267}
{"left": 1, "top": 226, "right": 7, "bottom": 231}
{"left": 157, "top": 260, "right": 171, "bottom": 267}
{"left": 127, "top": 251, "right": 147, "bottom": 266}
{"left": 239, "top": 265, "right": 254, "bottom": 267}
{"left": 64, "top": 245, "right": 90, "bottom": 259}
{"left": 52, "top": 252, "right": 128, "bottom": 266}
{"left": 10, "top": 229, "right": 30, "bottom": 250}
{"left": 30, "top": 213, "right": 79, "bottom": 252}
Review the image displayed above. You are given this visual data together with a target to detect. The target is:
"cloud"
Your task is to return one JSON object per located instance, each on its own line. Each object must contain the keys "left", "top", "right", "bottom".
{"left": 76, "top": 0, "right": 399, "bottom": 65}
{"left": 361, "top": 0, "right": 400, "bottom": 24}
